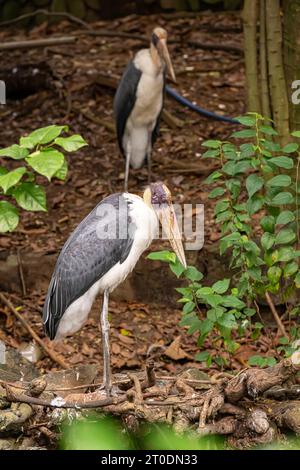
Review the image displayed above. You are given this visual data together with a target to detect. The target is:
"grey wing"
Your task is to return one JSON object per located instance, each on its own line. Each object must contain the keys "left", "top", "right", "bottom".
{"left": 113, "top": 61, "right": 142, "bottom": 156}
{"left": 43, "top": 194, "right": 135, "bottom": 339}
{"left": 151, "top": 72, "right": 166, "bottom": 147}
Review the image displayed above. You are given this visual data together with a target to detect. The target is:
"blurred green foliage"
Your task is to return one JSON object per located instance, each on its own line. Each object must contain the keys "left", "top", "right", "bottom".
{"left": 60, "top": 416, "right": 225, "bottom": 450}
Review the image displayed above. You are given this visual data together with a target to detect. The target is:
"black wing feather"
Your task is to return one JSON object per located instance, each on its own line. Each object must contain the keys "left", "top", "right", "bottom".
{"left": 43, "top": 194, "right": 135, "bottom": 339}
{"left": 113, "top": 61, "right": 142, "bottom": 155}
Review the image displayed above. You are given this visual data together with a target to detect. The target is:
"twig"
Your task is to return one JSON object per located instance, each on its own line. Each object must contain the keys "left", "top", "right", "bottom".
{"left": 0, "top": 293, "right": 68, "bottom": 369}
{"left": 79, "top": 108, "right": 115, "bottom": 133}
{"left": 17, "top": 248, "right": 26, "bottom": 297}
{"left": 144, "top": 361, "right": 156, "bottom": 388}
{"left": 265, "top": 291, "right": 288, "bottom": 338}
{"left": 0, "top": 37, "right": 76, "bottom": 51}
{"left": 0, "top": 9, "right": 91, "bottom": 29}
{"left": 8, "top": 293, "right": 42, "bottom": 314}
{"left": 128, "top": 374, "right": 143, "bottom": 404}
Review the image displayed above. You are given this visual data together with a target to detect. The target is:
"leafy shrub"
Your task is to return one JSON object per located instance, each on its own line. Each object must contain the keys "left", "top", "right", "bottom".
{"left": 0, "top": 125, "right": 87, "bottom": 232}
{"left": 148, "top": 113, "right": 300, "bottom": 367}
{"left": 204, "top": 113, "right": 300, "bottom": 301}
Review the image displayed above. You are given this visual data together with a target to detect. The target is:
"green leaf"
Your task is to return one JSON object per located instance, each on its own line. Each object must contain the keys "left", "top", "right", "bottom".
{"left": 271, "top": 192, "right": 294, "bottom": 205}
{"left": 235, "top": 116, "right": 256, "bottom": 126}
{"left": 147, "top": 250, "right": 176, "bottom": 263}
{"left": 204, "top": 294, "right": 223, "bottom": 308}
{"left": 276, "top": 211, "right": 295, "bottom": 226}
{"left": 221, "top": 295, "right": 245, "bottom": 309}
{"left": 266, "top": 175, "right": 291, "bottom": 187}
{"left": 202, "top": 140, "right": 221, "bottom": 148}
{"left": 291, "top": 131, "right": 300, "bottom": 138}
{"left": 197, "top": 287, "right": 213, "bottom": 297}
{"left": 295, "top": 272, "right": 300, "bottom": 288}
{"left": 202, "top": 149, "right": 220, "bottom": 158}
{"left": 283, "top": 262, "right": 298, "bottom": 278}
{"left": 0, "top": 201, "right": 19, "bottom": 232}
{"left": 195, "top": 351, "right": 210, "bottom": 362}
{"left": 220, "top": 232, "right": 241, "bottom": 254}
{"left": 183, "top": 301, "right": 196, "bottom": 314}
{"left": 54, "top": 135, "right": 87, "bottom": 152}
{"left": 277, "top": 247, "right": 296, "bottom": 262}
{"left": 268, "top": 156, "right": 294, "bottom": 169}
{"left": 20, "top": 125, "right": 68, "bottom": 148}
{"left": 54, "top": 158, "right": 68, "bottom": 181}
{"left": 212, "top": 279, "right": 230, "bottom": 294}
{"left": 282, "top": 143, "right": 299, "bottom": 153}
{"left": 261, "top": 232, "right": 275, "bottom": 251}
{"left": 267, "top": 266, "right": 282, "bottom": 284}
{"left": 261, "top": 215, "right": 275, "bottom": 233}
{"left": 247, "top": 195, "right": 264, "bottom": 215}
{"left": 26, "top": 149, "right": 64, "bottom": 181}
{"left": 12, "top": 183, "right": 47, "bottom": 212}
{"left": 0, "top": 144, "right": 29, "bottom": 160}
{"left": 231, "top": 129, "right": 256, "bottom": 138}
{"left": 185, "top": 266, "right": 203, "bottom": 281}
{"left": 208, "top": 187, "right": 225, "bottom": 199}
{"left": 170, "top": 259, "right": 186, "bottom": 278}
{"left": 217, "top": 313, "right": 238, "bottom": 329}
{"left": 0, "top": 167, "right": 26, "bottom": 193}
{"left": 214, "top": 200, "right": 230, "bottom": 215}
{"left": 275, "top": 228, "right": 296, "bottom": 245}
{"left": 259, "top": 125, "right": 278, "bottom": 136}
{"left": 246, "top": 174, "right": 264, "bottom": 198}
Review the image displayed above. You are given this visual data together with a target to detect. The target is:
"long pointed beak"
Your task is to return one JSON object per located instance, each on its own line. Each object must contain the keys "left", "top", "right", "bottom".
{"left": 157, "top": 203, "right": 187, "bottom": 268}
{"left": 159, "top": 39, "right": 176, "bottom": 83}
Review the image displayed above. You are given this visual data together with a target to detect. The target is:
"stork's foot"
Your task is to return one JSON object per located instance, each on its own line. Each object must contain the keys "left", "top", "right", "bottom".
{"left": 98, "top": 383, "right": 123, "bottom": 398}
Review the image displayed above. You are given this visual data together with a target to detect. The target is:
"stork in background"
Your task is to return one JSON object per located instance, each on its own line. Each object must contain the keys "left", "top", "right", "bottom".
{"left": 43, "top": 183, "right": 186, "bottom": 396}
{"left": 114, "top": 27, "right": 176, "bottom": 191}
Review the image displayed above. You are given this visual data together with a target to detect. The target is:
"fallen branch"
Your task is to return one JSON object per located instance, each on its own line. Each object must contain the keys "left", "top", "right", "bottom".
{"left": 0, "top": 292, "right": 68, "bottom": 369}
{"left": 0, "top": 37, "right": 76, "bottom": 51}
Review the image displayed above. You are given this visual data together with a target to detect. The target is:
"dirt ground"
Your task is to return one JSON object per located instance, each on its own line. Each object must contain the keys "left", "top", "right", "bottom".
{"left": 0, "top": 12, "right": 247, "bottom": 378}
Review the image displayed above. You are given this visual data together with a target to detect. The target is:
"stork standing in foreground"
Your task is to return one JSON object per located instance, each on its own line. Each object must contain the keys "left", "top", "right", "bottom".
{"left": 43, "top": 183, "right": 186, "bottom": 396}
{"left": 114, "top": 27, "right": 176, "bottom": 191}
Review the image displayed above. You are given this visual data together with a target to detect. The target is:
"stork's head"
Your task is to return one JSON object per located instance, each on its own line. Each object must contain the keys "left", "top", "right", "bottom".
{"left": 151, "top": 27, "right": 176, "bottom": 83}
{"left": 144, "top": 182, "right": 186, "bottom": 268}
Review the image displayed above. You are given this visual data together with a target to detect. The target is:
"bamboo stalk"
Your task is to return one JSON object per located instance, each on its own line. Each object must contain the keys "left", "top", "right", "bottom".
{"left": 242, "top": 0, "right": 261, "bottom": 113}
{"left": 266, "top": 0, "right": 290, "bottom": 145}
{"left": 259, "top": 0, "right": 271, "bottom": 118}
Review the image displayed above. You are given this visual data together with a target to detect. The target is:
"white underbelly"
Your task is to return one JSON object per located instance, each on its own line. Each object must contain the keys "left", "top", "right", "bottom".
{"left": 55, "top": 195, "right": 158, "bottom": 339}
{"left": 129, "top": 73, "right": 163, "bottom": 127}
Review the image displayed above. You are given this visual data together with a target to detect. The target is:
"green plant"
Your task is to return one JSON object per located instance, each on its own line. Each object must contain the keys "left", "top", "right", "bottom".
{"left": 148, "top": 113, "right": 300, "bottom": 367}
{"left": 204, "top": 113, "right": 300, "bottom": 303}
{"left": 61, "top": 415, "right": 225, "bottom": 450}
{"left": 0, "top": 125, "right": 87, "bottom": 232}
{"left": 148, "top": 251, "right": 254, "bottom": 366}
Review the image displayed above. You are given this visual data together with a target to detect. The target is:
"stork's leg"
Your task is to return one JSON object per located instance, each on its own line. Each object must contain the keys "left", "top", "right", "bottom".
{"left": 100, "top": 289, "right": 111, "bottom": 395}
{"left": 124, "top": 148, "right": 131, "bottom": 193}
{"left": 147, "top": 152, "right": 152, "bottom": 184}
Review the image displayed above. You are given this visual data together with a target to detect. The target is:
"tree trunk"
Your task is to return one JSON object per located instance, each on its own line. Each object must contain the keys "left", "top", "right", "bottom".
{"left": 266, "top": 0, "right": 290, "bottom": 144}
{"left": 259, "top": 0, "right": 271, "bottom": 118}
{"left": 242, "top": 0, "right": 261, "bottom": 113}
{"left": 283, "top": 0, "right": 300, "bottom": 131}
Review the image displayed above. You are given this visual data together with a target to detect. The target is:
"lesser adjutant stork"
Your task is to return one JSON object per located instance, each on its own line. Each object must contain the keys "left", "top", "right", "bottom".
{"left": 43, "top": 183, "right": 186, "bottom": 395}
{"left": 114, "top": 27, "right": 176, "bottom": 191}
